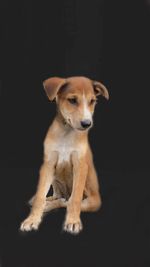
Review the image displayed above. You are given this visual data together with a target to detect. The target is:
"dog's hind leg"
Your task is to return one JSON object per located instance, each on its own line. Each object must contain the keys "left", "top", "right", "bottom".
{"left": 29, "top": 180, "right": 62, "bottom": 206}
{"left": 45, "top": 179, "right": 68, "bottom": 212}
{"left": 28, "top": 194, "right": 58, "bottom": 206}
{"left": 29, "top": 187, "right": 67, "bottom": 213}
{"left": 44, "top": 193, "right": 101, "bottom": 213}
{"left": 29, "top": 196, "right": 67, "bottom": 212}
{"left": 80, "top": 161, "right": 102, "bottom": 212}
{"left": 43, "top": 194, "right": 101, "bottom": 213}
{"left": 80, "top": 194, "right": 101, "bottom": 212}
{"left": 44, "top": 198, "right": 67, "bottom": 212}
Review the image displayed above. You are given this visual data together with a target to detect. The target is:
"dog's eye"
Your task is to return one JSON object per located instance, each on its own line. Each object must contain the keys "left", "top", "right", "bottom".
{"left": 90, "top": 99, "right": 96, "bottom": 105}
{"left": 67, "top": 98, "right": 77, "bottom": 105}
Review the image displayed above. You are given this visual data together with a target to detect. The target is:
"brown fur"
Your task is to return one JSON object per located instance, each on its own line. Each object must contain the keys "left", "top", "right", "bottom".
{"left": 20, "top": 76, "right": 109, "bottom": 234}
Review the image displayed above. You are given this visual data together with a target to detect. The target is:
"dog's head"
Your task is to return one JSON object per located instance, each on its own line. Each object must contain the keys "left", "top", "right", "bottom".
{"left": 43, "top": 76, "right": 109, "bottom": 131}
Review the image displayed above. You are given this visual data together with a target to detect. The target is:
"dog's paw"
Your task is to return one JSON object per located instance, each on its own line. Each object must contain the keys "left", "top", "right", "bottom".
{"left": 63, "top": 218, "right": 83, "bottom": 235}
{"left": 20, "top": 214, "right": 42, "bottom": 232}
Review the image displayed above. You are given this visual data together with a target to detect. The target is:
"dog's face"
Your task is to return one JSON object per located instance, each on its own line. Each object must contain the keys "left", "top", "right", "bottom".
{"left": 43, "top": 76, "right": 109, "bottom": 131}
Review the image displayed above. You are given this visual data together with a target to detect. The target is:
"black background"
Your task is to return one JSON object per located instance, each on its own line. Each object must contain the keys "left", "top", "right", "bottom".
{"left": 0, "top": 0, "right": 150, "bottom": 266}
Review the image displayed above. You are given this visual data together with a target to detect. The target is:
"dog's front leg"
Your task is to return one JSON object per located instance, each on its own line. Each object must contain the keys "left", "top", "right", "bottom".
{"left": 64, "top": 151, "right": 88, "bottom": 234}
{"left": 20, "top": 152, "right": 58, "bottom": 231}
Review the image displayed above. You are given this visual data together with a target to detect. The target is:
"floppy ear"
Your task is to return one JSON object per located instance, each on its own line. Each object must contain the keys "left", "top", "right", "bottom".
{"left": 43, "top": 77, "right": 67, "bottom": 101}
{"left": 92, "top": 81, "right": 109, "bottom": 100}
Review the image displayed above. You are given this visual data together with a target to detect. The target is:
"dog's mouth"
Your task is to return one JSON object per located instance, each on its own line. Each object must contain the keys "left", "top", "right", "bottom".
{"left": 76, "top": 126, "right": 92, "bottom": 131}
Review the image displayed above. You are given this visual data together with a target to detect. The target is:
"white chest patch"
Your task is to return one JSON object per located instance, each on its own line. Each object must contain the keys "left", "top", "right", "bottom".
{"left": 57, "top": 144, "right": 73, "bottom": 164}
{"left": 48, "top": 133, "right": 86, "bottom": 164}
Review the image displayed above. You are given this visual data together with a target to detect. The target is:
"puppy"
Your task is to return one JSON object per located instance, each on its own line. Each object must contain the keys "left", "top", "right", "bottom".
{"left": 20, "top": 76, "right": 109, "bottom": 234}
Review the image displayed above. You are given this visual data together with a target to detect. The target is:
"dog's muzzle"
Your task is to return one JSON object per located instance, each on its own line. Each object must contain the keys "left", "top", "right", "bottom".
{"left": 80, "top": 120, "right": 91, "bottom": 129}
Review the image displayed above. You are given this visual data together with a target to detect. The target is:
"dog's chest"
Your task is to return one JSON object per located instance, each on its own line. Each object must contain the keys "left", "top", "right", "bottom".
{"left": 55, "top": 136, "right": 76, "bottom": 164}
{"left": 57, "top": 144, "right": 72, "bottom": 164}
{"left": 49, "top": 133, "right": 85, "bottom": 165}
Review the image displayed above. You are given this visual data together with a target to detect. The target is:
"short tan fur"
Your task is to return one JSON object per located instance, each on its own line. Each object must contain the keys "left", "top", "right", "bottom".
{"left": 20, "top": 76, "right": 109, "bottom": 235}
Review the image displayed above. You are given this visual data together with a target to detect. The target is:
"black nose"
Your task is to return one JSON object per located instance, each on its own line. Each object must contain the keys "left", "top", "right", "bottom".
{"left": 81, "top": 120, "right": 91, "bottom": 128}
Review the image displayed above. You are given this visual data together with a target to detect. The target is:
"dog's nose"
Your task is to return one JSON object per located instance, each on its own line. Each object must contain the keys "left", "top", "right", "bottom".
{"left": 81, "top": 120, "right": 91, "bottom": 128}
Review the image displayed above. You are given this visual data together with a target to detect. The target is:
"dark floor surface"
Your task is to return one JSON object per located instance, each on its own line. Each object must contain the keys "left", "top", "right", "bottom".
{"left": 0, "top": 168, "right": 150, "bottom": 267}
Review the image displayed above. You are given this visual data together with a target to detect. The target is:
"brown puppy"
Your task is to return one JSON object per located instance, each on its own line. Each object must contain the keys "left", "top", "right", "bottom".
{"left": 20, "top": 76, "right": 109, "bottom": 235}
